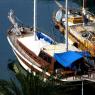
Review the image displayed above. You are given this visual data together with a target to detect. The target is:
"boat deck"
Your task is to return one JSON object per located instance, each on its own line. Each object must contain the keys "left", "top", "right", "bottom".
{"left": 69, "top": 23, "right": 95, "bottom": 55}
{"left": 7, "top": 28, "right": 42, "bottom": 68}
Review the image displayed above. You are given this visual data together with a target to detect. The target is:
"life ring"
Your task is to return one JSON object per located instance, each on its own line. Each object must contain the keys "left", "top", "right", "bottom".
{"left": 91, "top": 37, "right": 95, "bottom": 42}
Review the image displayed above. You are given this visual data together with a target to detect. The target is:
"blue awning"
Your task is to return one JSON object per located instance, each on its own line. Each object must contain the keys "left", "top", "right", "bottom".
{"left": 36, "top": 32, "right": 54, "bottom": 44}
{"left": 54, "top": 51, "right": 84, "bottom": 68}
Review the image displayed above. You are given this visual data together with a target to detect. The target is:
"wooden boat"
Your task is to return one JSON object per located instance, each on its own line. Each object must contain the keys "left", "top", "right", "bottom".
{"left": 7, "top": 0, "right": 94, "bottom": 81}
{"left": 69, "top": 23, "right": 95, "bottom": 56}
{"left": 53, "top": 0, "right": 95, "bottom": 56}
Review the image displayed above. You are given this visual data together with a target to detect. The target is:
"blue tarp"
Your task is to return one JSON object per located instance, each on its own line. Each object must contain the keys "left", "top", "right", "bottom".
{"left": 79, "top": 51, "right": 91, "bottom": 57}
{"left": 54, "top": 51, "right": 88, "bottom": 68}
{"left": 36, "top": 32, "right": 54, "bottom": 44}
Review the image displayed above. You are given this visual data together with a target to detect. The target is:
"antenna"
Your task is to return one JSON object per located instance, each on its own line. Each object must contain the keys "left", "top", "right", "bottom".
{"left": 34, "top": 0, "right": 37, "bottom": 40}
{"left": 83, "top": 0, "right": 85, "bottom": 9}
{"left": 65, "top": 0, "right": 68, "bottom": 51}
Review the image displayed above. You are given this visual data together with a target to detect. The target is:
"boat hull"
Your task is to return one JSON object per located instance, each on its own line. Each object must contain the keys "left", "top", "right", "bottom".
{"left": 7, "top": 36, "right": 50, "bottom": 76}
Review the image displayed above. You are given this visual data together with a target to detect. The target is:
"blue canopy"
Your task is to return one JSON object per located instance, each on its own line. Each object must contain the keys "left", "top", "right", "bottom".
{"left": 36, "top": 32, "right": 54, "bottom": 44}
{"left": 54, "top": 51, "right": 84, "bottom": 68}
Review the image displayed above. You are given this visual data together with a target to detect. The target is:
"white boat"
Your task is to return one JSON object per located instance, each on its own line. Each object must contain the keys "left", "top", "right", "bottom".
{"left": 7, "top": 0, "right": 93, "bottom": 81}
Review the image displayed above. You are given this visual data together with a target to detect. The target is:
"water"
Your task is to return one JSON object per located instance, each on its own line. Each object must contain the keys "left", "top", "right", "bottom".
{"left": 0, "top": 0, "right": 79, "bottom": 80}
{"left": 1, "top": 1, "right": 95, "bottom": 95}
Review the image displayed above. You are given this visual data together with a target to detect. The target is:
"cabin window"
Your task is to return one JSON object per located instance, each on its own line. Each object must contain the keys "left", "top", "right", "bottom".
{"left": 39, "top": 51, "right": 52, "bottom": 63}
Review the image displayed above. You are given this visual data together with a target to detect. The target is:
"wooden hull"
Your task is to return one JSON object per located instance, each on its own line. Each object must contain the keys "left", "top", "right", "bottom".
{"left": 7, "top": 35, "right": 51, "bottom": 77}
{"left": 52, "top": 15, "right": 65, "bottom": 34}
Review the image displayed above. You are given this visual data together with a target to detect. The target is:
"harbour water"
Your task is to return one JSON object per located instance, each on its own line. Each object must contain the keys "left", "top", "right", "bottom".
{"left": 1, "top": 0, "right": 95, "bottom": 95}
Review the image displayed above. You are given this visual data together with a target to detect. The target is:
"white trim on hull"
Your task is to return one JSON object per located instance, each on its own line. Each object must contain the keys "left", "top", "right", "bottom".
{"left": 13, "top": 49, "right": 31, "bottom": 72}
{"left": 7, "top": 36, "right": 50, "bottom": 76}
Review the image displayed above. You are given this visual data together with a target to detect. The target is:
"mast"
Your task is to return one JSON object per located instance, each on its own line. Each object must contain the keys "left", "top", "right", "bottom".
{"left": 82, "top": 0, "right": 86, "bottom": 26}
{"left": 65, "top": 0, "right": 68, "bottom": 51}
{"left": 34, "top": 0, "right": 37, "bottom": 40}
{"left": 83, "top": 0, "right": 85, "bottom": 9}
{"left": 82, "top": 80, "right": 83, "bottom": 95}
{"left": 82, "top": 0, "right": 85, "bottom": 26}
{"left": 83, "top": 0, "right": 87, "bottom": 9}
